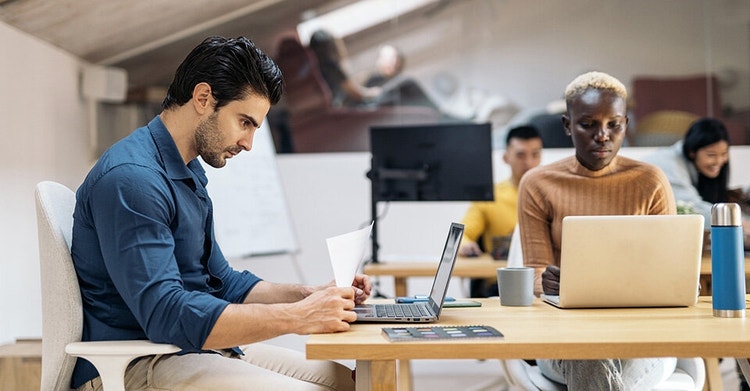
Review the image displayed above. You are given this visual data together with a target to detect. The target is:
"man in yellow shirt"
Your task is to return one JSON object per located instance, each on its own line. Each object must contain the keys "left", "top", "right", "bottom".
{"left": 459, "top": 125, "right": 542, "bottom": 297}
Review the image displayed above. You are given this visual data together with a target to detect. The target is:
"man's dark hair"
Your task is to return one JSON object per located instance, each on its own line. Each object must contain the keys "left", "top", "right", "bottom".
{"left": 506, "top": 125, "right": 542, "bottom": 146}
{"left": 162, "top": 36, "right": 283, "bottom": 110}
{"left": 682, "top": 117, "right": 730, "bottom": 203}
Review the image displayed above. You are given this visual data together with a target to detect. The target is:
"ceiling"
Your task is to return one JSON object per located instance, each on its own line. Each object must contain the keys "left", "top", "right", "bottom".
{"left": 0, "top": 0, "right": 354, "bottom": 98}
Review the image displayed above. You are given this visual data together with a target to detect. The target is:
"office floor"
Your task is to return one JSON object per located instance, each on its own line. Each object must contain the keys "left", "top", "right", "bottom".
{"left": 410, "top": 357, "right": 744, "bottom": 391}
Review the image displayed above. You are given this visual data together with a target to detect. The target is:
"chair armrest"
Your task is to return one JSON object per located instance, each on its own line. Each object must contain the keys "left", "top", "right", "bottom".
{"left": 66, "top": 340, "right": 180, "bottom": 391}
{"left": 66, "top": 340, "right": 181, "bottom": 356}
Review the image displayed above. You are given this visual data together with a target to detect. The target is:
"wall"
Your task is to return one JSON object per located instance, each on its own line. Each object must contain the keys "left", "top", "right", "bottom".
{"left": 0, "top": 22, "right": 91, "bottom": 344}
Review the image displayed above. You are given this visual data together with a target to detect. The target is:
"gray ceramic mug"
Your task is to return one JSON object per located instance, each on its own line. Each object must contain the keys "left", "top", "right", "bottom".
{"left": 497, "top": 267, "right": 534, "bottom": 306}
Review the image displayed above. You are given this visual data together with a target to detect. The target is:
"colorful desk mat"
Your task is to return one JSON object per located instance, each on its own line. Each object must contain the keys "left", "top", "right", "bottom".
{"left": 382, "top": 325, "right": 504, "bottom": 341}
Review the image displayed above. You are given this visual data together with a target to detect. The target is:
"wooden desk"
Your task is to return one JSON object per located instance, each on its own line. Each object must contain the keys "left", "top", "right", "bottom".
{"left": 0, "top": 339, "right": 41, "bottom": 390}
{"left": 364, "top": 255, "right": 504, "bottom": 297}
{"left": 307, "top": 297, "right": 750, "bottom": 391}
{"left": 700, "top": 254, "right": 750, "bottom": 295}
{"left": 364, "top": 254, "right": 750, "bottom": 297}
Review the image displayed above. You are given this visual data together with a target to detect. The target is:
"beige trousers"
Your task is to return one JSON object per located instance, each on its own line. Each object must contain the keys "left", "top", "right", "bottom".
{"left": 76, "top": 343, "right": 355, "bottom": 391}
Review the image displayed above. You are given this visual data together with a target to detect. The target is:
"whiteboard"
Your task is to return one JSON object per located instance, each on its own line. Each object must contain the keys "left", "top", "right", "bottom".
{"left": 201, "top": 120, "right": 297, "bottom": 258}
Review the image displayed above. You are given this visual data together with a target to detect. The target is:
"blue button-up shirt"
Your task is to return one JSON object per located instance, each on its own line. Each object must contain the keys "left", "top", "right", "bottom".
{"left": 70, "top": 116, "right": 262, "bottom": 388}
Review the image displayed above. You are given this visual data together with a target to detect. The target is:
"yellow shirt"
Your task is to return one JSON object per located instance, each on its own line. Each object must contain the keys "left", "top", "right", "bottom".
{"left": 461, "top": 180, "right": 518, "bottom": 252}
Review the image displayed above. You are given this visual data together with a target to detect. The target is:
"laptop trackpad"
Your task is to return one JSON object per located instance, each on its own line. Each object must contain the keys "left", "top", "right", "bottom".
{"left": 353, "top": 305, "right": 375, "bottom": 317}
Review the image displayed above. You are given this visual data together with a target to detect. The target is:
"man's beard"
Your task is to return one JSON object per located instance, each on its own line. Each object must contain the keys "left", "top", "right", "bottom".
{"left": 195, "top": 113, "right": 229, "bottom": 168}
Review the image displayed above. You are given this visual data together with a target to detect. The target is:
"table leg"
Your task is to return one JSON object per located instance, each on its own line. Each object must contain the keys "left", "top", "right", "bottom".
{"left": 703, "top": 357, "right": 723, "bottom": 391}
{"left": 700, "top": 275, "right": 712, "bottom": 296}
{"left": 355, "top": 361, "right": 371, "bottom": 391}
{"left": 398, "top": 360, "right": 412, "bottom": 390}
{"left": 357, "top": 360, "right": 395, "bottom": 391}
{"left": 394, "top": 277, "right": 407, "bottom": 297}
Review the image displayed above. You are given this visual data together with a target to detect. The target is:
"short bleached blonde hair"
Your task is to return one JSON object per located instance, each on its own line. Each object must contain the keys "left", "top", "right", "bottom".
{"left": 564, "top": 71, "right": 627, "bottom": 105}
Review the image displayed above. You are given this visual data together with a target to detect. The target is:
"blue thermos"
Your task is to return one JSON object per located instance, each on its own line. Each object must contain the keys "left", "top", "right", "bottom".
{"left": 710, "top": 203, "right": 746, "bottom": 318}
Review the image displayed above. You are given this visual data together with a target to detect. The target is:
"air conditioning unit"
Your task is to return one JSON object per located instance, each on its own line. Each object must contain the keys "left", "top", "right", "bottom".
{"left": 81, "top": 65, "right": 127, "bottom": 103}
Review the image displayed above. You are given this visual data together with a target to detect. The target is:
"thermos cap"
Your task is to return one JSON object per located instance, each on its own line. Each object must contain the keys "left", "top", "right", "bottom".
{"left": 711, "top": 203, "right": 742, "bottom": 226}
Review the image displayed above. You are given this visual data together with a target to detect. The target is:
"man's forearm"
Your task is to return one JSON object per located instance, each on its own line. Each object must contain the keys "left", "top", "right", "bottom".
{"left": 243, "top": 280, "right": 318, "bottom": 304}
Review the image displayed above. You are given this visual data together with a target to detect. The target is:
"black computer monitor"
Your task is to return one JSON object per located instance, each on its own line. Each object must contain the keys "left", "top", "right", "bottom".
{"left": 369, "top": 122, "right": 494, "bottom": 202}
{"left": 367, "top": 122, "right": 494, "bottom": 263}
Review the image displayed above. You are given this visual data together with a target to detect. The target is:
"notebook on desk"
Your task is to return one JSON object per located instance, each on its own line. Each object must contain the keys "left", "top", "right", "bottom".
{"left": 353, "top": 222, "right": 464, "bottom": 322}
{"left": 541, "top": 214, "right": 704, "bottom": 309}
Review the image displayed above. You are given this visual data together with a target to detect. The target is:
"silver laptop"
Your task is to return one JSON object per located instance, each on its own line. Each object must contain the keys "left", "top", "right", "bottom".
{"left": 542, "top": 214, "right": 704, "bottom": 308}
{"left": 353, "top": 222, "right": 464, "bottom": 322}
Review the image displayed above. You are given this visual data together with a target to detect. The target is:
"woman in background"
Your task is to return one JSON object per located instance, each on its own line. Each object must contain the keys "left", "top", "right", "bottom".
{"left": 643, "top": 117, "right": 750, "bottom": 240}
{"left": 308, "top": 29, "right": 445, "bottom": 113}
{"left": 308, "top": 29, "right": 382, "bottom": 107}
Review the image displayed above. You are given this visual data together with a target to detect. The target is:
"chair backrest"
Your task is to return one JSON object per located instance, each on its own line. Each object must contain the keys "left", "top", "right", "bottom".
{"left": 273, "top": 33, "right": 333, "bottom": 117}
{"left": 506, "top": 224, "right": 524, "bottom": 268}
{"left": 528, "top": 112, "right": 574, "bottom": 148}
{"left": 633, "top": 110, "right": 700, "bottom": 146}
{"left": 739, "top": 358, "right": 750, "bottom": 386}
{"left": 35, "top": 181, "right": 81, "bottom": 391}
{"left": 631, "top": 74, "right": 722, "bottom": 121}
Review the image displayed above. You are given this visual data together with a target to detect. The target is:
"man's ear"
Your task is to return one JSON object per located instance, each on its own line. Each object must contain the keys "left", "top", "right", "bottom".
{"left": 562, "top": 115, "right": 571, "bottom": 136}
{"left": 192, "top": 83, "right": 213, "bottom": 114}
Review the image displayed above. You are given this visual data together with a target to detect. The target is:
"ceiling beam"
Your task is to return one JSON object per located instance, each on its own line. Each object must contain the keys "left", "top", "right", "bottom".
{"left": 98, "top": 0, "right": 285, "bottom": 65}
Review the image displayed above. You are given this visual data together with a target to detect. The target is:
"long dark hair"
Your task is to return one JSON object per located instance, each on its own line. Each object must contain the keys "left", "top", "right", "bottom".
{"left": 308, "top": 30, "right": 341, "bottom": 65}
{"left": 681, "top": 118, "right": 730, "bottom": 203}
{"left": 162, "top": 36, "right": 283, "bottom": 110}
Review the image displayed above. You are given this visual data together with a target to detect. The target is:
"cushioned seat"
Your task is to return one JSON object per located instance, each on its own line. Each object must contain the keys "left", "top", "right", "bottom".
{"left": 631, "top": 75, "right": 746, "bottom": 145}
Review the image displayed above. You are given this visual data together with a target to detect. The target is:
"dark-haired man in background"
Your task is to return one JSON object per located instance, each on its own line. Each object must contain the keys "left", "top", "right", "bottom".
{"left": 459, "top": 125, "right": 542, "bottom": 297}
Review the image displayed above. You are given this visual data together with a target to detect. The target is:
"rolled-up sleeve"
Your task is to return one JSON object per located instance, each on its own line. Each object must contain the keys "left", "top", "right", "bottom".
{"left": 87, "top": 164, "right": 257, "bottom": 350}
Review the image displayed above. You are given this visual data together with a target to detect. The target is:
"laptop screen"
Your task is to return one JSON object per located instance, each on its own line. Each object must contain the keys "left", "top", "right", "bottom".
{"left": 428, "top": 222, "right": 464, "bottom": 315}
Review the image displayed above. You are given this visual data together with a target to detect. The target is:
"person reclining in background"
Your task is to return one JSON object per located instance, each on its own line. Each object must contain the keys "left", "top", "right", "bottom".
{"left": 364, "top": 44, "right": 405, "bottom": 88}
{"left": 308, "top": 29, "right": 447, "bottom": 113}
{"left": 643, "top": 117, "right": 750, "bottom": 245}
{"left": 517, "top": 71, "right": 678, "bottom": 390}
{"left": 458, "top": 125, "right": 543, "bottom": 297}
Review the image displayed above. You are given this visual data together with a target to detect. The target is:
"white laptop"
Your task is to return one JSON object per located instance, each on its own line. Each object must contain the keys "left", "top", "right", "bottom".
{"left": 353, "top": 222, "right": 464, "bottom": 322}
{"left": 541, "top": 214, "right": 704, "bottom": 308}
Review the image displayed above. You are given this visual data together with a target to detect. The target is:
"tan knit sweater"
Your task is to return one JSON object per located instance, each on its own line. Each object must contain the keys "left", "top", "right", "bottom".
{"left": 517, "top": 155, "right": 676, "bottom": 295}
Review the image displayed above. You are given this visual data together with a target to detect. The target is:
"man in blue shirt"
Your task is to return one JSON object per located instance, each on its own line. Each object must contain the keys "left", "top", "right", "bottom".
{"left": 71, "top": 36, "right": 370, "bottom": 390}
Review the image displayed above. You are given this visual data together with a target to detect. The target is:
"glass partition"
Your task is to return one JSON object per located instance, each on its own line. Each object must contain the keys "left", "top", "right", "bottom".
{"left": 268, "top": 0, "right": 749, "bottom": 152}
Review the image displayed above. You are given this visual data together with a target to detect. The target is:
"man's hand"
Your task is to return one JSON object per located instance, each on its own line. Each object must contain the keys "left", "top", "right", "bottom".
{"left": 351, "top": 274, "right": 371, "bottom": 304}
{"left": 292, "top": 286, "right": 358, "bottom": 334}
{"left": 541, "top": 265, "right": 560, "bottom": 295}
{"left": 458, "top": 240, "right": 482, "bottom": 257}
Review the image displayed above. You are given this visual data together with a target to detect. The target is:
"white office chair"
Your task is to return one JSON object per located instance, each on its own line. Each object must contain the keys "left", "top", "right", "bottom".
{"left": 499, "top": 358, "right": 705, "bottom": 391}
{"left": 506, "top": 224, "right": 523, "bottom": 268}
{"left": 500, "top": 225, "right": 705, "bottom": 390}
{"left": 738, "top": 358, "right": 750, "bottom": 386}
{"left": 35, "top": 181, "right": 180, "bottom": 391}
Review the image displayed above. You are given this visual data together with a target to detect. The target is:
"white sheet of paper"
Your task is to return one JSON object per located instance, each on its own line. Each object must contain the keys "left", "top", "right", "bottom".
{"left": 326, "top": 223, "right": 373, "bottom": 287}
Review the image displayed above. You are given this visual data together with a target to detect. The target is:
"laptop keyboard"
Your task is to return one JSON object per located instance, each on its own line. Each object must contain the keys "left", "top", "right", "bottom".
{"left": 375, "top": 303, "right": 431, "bottom": 318}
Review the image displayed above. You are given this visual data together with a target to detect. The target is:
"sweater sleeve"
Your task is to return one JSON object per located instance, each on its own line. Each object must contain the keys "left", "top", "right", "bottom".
{"left": 517, "top": 170, "right": 554, "bottom": 295}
